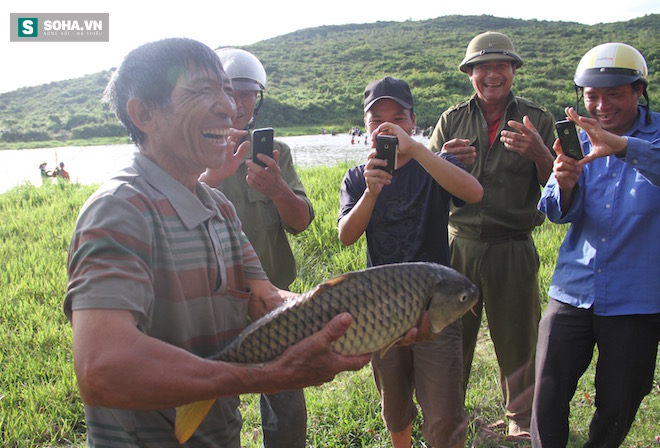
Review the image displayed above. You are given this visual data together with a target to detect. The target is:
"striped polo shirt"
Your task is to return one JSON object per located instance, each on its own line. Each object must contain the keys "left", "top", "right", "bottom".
{"left": 64, "top": 152, "right": 268, "bottom": 446}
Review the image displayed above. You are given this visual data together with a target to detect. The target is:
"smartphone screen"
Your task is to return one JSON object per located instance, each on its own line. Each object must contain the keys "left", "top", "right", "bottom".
{"left": 252, "top": 127, "right": 274, "bottom": 167}
{"left": 555, "top": 120, "right": 584, "bottom": 160}
{"left": 375, "top": 135, "right": 398, "bottom": 174}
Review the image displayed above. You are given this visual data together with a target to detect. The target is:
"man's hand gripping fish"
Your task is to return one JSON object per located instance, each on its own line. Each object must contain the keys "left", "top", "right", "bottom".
{"left": 175, "top": 262, "right": 479, "bottom": 443}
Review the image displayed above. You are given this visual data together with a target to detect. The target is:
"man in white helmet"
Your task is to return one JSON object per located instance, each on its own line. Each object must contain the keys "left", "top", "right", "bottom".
{"left": 532, "top": 42, "right": 660, "bottom": 447}
{"left": 200, "top": 48, "right": 313, "bottom": 448}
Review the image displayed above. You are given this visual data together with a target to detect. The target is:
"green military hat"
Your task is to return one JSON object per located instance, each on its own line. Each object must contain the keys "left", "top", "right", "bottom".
{"left": 459, "top": 31, "right": 523, "bottom": 73}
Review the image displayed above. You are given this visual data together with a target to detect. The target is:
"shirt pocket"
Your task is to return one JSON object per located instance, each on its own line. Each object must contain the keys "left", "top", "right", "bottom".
{"left": 207, "top": 288, "right": 250, "bottom": 351}
{"left": 245, "top": 188, "right": 281, "bottom": 231}
{"left": 625, "top": 172, "right": 660, "bottom": 216}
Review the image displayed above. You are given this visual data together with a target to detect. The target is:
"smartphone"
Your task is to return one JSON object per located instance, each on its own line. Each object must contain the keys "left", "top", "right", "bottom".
{"left": 555, "top": 120, "right": 584, "bottom": 160}
{"left": 252, "top": 127, "right": 274, "bottom": 167}
{"left": 375, "top": 135, "right": 398, "bottom": 174}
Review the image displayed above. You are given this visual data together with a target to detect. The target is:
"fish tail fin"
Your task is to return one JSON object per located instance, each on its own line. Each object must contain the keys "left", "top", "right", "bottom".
{"left": 175, "top": 399, "right": 216, "bottom": 444}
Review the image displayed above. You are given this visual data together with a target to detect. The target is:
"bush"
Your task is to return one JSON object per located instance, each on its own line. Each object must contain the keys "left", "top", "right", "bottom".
{"left": 71, "top": 123, "right": 126, "bottom": 139}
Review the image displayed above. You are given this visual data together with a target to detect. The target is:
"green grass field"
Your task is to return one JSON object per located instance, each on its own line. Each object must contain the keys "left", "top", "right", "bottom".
{"left": 1, "top": 166, "right": 658, "bottom": 447}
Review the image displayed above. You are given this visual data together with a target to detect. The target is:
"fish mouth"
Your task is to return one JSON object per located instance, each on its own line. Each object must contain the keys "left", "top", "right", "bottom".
{"left": 201, "top": 128, "right": 230, "bottom": 145}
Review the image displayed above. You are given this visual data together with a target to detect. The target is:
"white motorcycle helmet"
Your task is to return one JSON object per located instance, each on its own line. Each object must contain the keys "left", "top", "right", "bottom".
{"left": 216, "top": 48, "right": 267, "bottom": 128}
{"left": 574, "top": 42, "right": 651, "bottom": 124}
{"left": 574, "top": 42, "right": 648, "bottom": 88}
{"left": 216, "top": 48, "right": 267, "bottom": 91}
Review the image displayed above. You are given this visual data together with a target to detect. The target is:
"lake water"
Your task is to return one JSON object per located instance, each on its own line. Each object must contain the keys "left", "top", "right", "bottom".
{"left": 0, "top": 133, "right": 429, "bottom": 194}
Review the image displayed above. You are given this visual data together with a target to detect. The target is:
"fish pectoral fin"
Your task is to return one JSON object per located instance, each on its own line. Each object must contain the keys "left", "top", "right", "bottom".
{"left": 175, "top": 399, "right": 216, "bottom": 444}
{"left": 318, "top": 273, "right": 349, "bottom": 289}
{"left": 379, "top": 336, "right": 404, "bottom": 358}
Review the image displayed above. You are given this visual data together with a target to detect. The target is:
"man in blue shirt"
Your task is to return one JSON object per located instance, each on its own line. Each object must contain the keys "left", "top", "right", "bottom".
{"left": 532, "top": 43, "right": 660, "bottom": 447}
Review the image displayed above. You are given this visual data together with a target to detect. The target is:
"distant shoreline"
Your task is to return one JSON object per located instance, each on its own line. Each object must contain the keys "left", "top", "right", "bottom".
{"left": 0, "top": 126, "right": 360, "bottom": 152}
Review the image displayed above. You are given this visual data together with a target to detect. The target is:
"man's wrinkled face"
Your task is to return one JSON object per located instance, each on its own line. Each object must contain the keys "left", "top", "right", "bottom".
{"left": 150, "top": 66, "right": 237, "bottom": 174}
{"left": 583, "top": 84, "right": 642, "bottom": 136}
{"left": 468, "top": 60, "right": 516, "bottom": 105}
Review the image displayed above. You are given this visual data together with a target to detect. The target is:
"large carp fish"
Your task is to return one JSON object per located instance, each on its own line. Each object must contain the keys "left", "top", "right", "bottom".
{"left": 175, "top": 261, "right": 479, "bottom": 444}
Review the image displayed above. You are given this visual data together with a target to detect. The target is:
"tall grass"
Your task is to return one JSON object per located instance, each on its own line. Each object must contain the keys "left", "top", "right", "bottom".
{"left": 1, "top": 181, "right": 93, "bottom": 447}
{"left": 1, "top": 170, "right": 658, "bottom": 447}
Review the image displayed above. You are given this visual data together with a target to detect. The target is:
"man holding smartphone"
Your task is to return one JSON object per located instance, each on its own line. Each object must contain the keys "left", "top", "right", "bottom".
{"left": 338, "top": 76, "right": 483, "bottom": 448}
{"left": 428, "top": 31, "right": 556, "bottom": 439}
{"left": 532, "top": 42, "right": 660, "bottom": 447}
{"left": 199, "top": 48, "right": 314, "bottom": 448}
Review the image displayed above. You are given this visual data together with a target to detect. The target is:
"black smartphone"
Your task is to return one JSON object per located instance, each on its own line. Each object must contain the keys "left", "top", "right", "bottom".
{"left": 252, "top": 127, "right": 274, "bottom": 167}
{"left": 375, "top": 135, "right": 398, "bottom": 174}
{"left": 555, "top": 120, "right": 584, "bottom": 160}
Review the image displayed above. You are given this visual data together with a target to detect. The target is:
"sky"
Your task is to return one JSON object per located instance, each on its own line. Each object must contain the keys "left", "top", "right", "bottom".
{"left": 2, "top": 0, "right": 659, "bottom": 94}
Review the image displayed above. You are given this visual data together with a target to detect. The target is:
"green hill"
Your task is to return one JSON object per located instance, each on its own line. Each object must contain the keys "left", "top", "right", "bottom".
{"left": 1, "top": 14, "right": 658, "bottom": 145}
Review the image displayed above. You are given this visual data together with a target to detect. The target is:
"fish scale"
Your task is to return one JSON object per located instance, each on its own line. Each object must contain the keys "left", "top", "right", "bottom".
{"left": 210, "top": 262, "right": 474, "bottom": 364}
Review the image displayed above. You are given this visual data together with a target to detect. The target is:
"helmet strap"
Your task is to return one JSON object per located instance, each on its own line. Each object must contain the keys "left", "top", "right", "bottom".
{"left": 642, "top": 88, "right": 652, "bottom": 125}
{"left": 574, "top": 85, "right": 584, "bottom": 116}
{"left": 245, "top": 91, "right": 264, "bottom": 130}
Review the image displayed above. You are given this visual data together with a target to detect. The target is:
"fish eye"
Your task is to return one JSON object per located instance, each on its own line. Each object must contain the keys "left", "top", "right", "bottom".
{"left": 460, "top": 294, "right": 468, "bottom": 303}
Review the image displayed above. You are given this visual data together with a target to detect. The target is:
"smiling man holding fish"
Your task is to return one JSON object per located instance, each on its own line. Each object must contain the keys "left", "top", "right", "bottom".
{"left": 63, "top": 38, "right": 372, "bottom": 447}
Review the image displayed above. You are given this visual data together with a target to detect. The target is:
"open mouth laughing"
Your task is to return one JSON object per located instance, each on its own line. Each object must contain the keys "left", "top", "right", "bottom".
{"left": 484, "top": 81, "right": 505, "bottom": 89}
{"left": 201, "top": 128, "right": 230, "bottom": 145}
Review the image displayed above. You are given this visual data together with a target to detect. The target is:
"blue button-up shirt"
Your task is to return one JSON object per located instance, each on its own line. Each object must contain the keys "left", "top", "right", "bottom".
{"left": 539, "top": 107, "right": 660, "bottom": 316}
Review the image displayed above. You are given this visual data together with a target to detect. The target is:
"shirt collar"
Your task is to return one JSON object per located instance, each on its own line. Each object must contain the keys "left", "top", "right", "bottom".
{"left": 626, "top": 106, "right": 654, "bottom": 137}
{"left": 133, "top": 153, "right": 217, "bottom": 229}
{"left": 468, "top": 91, "right": 518, "bottom": 114}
